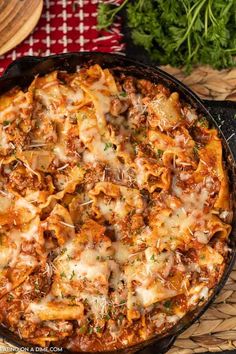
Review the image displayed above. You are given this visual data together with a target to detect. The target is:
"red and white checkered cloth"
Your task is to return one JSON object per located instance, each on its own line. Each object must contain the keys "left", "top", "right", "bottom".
{"left": 0, "top": 0, "right": 124, "bottom": 75}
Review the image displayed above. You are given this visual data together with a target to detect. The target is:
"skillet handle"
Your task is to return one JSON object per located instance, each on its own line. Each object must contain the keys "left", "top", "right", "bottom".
{"left": 1, "top": 53, "right": 85, "bottom": 80}
{"left": 203, "top": 99, "right": 236, "bottom": 157}
{"left": 203, "top": 99, "right": 236, "bottom": 124}
{"left": 3, "top": 56, "right": 43, "bottom": 78}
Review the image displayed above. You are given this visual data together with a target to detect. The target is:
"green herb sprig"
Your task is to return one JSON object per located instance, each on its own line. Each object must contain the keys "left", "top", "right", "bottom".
{"left": 97, "top": 0, "right": 129, "bottom": 30}
{"left": 98, "top": 0, "right": 236, "bottom": 71}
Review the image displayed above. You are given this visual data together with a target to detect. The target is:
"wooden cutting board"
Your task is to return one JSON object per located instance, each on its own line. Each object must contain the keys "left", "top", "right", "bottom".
{"left": 0, "top": 0, "right": 43, "bottom": 56}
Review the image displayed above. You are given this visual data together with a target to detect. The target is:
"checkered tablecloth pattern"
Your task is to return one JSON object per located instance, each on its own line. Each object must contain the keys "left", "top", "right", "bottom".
{"left": 0, "top": 0, "right": 124, "bottom": 75}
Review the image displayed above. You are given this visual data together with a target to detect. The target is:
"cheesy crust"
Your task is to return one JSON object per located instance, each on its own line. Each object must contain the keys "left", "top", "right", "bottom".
{"left": 0, "top": 65, "right": 232, "bottom": 351}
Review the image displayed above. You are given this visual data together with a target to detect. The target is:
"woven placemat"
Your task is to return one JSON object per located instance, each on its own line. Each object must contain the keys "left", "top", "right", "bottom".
{"left": 0, "top": 66, "right": 236, "bottom": 354}
{"left": 162, "top": 65, "right": 236, "bottom": 102}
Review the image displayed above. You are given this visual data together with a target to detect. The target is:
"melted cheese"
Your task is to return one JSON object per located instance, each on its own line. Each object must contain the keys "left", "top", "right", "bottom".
{"left": 0, "top": 105, "right": 17, "bottom": 123}
{"left": 0, "top": 195, "right": 12, "bottom": 213}
{"left": 0, "top": 128, "right": 10, "bottom": 150}
{"left": 0, "top": 65, "right": 231, "bottom": 349}
{"left": 66, "top": 254, "right": 110, "bottom": 283}
{"left": 0, "top": 246, "right": 12, "bottom": 269}
{"left": 54, "top": 144, "right": 70, "bottom": 162}
{"left": 79, "top": 117, "right": 119, "bottom": 167}
{"left": 7, "top": 217, "right": 41, "bottom": 269}
{"left": 113, "top": 242, "right": 130, "bottom": 264}
{"left": 136, "top": 284, "right": 177, "bottom": 307}
{"left": 81, "top": 293, "right": 109, "bottom": 319}
{"left": 66, "top": 88, "right": 84, "bottom": 108}
{"left": 20, "top": 218, "right": 41, "bottom": 242}
{"left": 15, "top": 198, "right": 38, "bottom": 219}
{"left": 18, "top": 254, "right": 38, "bottom": 268}
{"left": 149, "top": 177, "right": 211, "bottom": 250}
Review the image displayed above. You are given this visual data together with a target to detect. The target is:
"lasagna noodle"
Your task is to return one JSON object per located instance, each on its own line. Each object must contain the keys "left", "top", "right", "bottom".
{"left": 197, "top": 245, "right": 224, "bottom": 266}
{"left": 206, "top": 214, "right": 231, "bottom": 241}
{"left": 148, "top": 207, "right": 193, "bottom": 251}
{"left": 147, "top": 92, "right": 183, "bottom": 131}
{"left": 29, "top": 220, "right": 112, "bottom": 322}
{"left": 78, "top": 65, "right": 119, "bottom": 129}
{"left": 89, "top": 182, "right": 144, "bottom": 220}
{"left": 148, "top": 129, "right": 197, "bottom": 168}
{"left": 199, "top": 136, "right": 229, "bottom": 210}
{"left": 0, "top": 196, "right": 39, "bottom": 227}
{"left": 39, "top": 165, "right": 85, "bottom": 210}
{"left": 20, "top": 150, "right": 55, "bottom": 173}
{"left": 0, "top": 86, "right": 34, "bottom": 156}
{"left": 125, "top": 249, "right": 184, "bottom": 317}
{"left": 0, "top": 217, "right": 42, "bottom": 299}
{"left": 28, "top": 301, "right": 84, "bottom": 321}
{"left": 78, "top": 107, "right": 121, "bottom": 167}
{"left": 134, "top": 157, "right": 171, "bottom": 192}
{"left": 0, "top": 87, "right": 33, "bottom": 125}
{"left": 43, "top": 204, "right": 75, "bottom": 246}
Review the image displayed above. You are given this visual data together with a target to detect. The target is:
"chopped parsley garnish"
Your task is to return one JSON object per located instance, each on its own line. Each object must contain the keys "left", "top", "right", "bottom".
{"left": 104, "top": 142, "right": 113, "bottom": 151}
{"left": 34, "top": 280, "right": 40, "bottom": 293}
{"left": 117, "top": 314, "right": 124, "bottom": 325}
{"left": 119, "top": 299, "right": 126, "bottom": 305}
{"left": 133, "top": 128, "right": 145, "bottom": 136}
{"left": 70, "top": 270, "right": 76, "bottom": 280}
{"left": 96, "top": 326, "right": 102, "bottom": 333}
{"left": 164, "top": 300, "right": 172, "bottom": 309}
{"left": 77, "top": 112, "right": 87, "bottom": 121}
{"left": 129, "top": 209, "right": 136, "bottom": 216}
{"left": 119, "top": 91, "right": 127, "bottom": 97}
{"left": 136, "top": 227, "right": 144, "bottom": 235}
{"left": 68, "top": 295, "right": 76, "bottom": 301}
{"left": 78, "top": 325, "right": 87, "bottom": 334}
{"left": 88, "top": 326, "right": 93, "bottom": 334}
{"left": 7, "top": 294, "right": 14, "bottom": 302}
{"left": 198, "top": 117, "right": 208, "bottom": 128}
{"left": 193, "top": 145, "right": 199, "bottom": 158}
{"left": 68, "top": 295, "right": 77, "bottom": 305}
{"left": 150, "top": 254, "right": 156, "bottom": 261}
{"left": 156, "top": 149, "right": 164, "bottom": 158}
{"left": 3, "top": 120, "right": 10, "bottom": 126}
{"left": 60, "top": 271, "right": 67, "bottom": 278}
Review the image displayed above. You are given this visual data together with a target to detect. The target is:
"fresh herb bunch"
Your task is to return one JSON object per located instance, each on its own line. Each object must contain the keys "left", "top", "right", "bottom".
{"left": 98, "top": 0, "right": 236, "bottom": 71}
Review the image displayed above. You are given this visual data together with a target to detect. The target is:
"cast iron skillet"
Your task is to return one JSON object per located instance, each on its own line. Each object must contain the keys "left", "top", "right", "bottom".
{"left": 0, "top": 52, "right": 236, "bottom": 354}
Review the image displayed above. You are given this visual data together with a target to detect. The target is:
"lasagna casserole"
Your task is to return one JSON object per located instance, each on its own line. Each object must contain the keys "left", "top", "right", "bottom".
{"left": 0, "top": 64, "right": 232, "bottom": 351}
